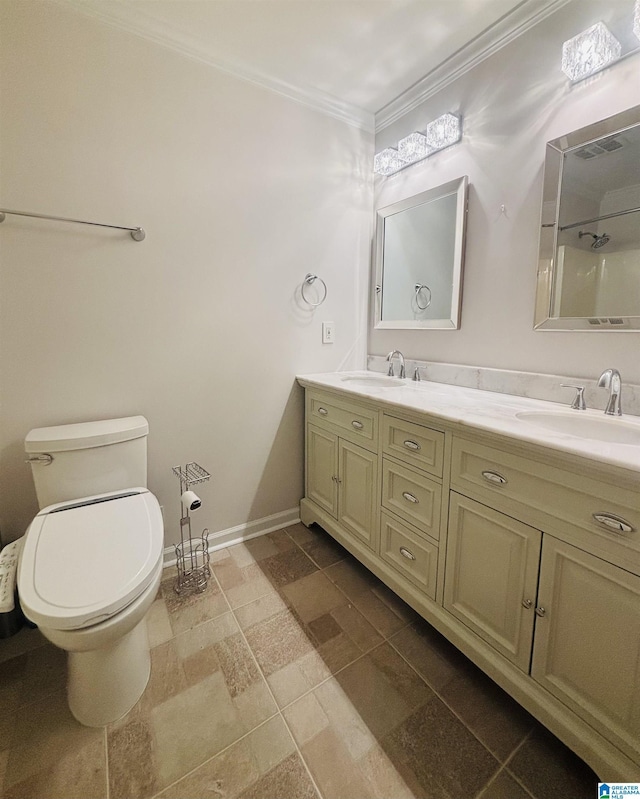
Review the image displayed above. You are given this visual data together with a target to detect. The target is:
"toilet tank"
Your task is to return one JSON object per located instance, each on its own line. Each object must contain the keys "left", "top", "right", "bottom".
{"left": 25, "top": 416, "right": 149, "bottom": 509}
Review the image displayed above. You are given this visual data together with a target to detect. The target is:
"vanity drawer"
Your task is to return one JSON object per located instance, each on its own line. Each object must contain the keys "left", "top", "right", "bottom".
{"left": 451, "top": 436, "right": 640, "bottom": 572}
{"left": 307, "top": 391, "right": 378, "bottom": 452}
{"left": 380, "top": 511, "right": 438, "bottom": 600}
{"left": 382, "top": 414, "right": 444, "bottom": 477}
{"left": 381, "top": 458, "right": 442, "bottom": 539}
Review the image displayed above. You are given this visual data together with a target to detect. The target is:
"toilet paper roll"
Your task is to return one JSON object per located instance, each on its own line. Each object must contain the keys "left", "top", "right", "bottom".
{"left": 181, "top": 490, "right": 202, "bottom": 512}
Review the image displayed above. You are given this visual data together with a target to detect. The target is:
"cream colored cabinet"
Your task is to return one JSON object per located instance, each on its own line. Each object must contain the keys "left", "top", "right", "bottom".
{"left": 532, "top": 536, "right": 640, "bottom": 764}
{"left": 304, "top": 390, "right": 379, "bottom": 551}
{"left": 306, "top": 425, "right": 378, "bottom": 549}
{"left": 300, "top": 382, "right": 640, "bottom": 778}
{"left": 379, "top": 413, "right": 445, "bottom": 600}
{"left": 337, "top": 439, "right": 378, "bottom": 549}
{"left": 444, "top": 493, "right": 541, "bottom": 671}
{"left": 306, "top": 424, "right": 338, "bottom": 517}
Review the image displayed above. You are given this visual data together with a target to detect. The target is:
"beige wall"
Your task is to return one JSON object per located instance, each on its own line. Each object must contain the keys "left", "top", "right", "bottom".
{"left": 0, "top": 1, "right": 373, "bottom": 544}
{"left": 372, "top": 0, "right": 640, "bottom": 383}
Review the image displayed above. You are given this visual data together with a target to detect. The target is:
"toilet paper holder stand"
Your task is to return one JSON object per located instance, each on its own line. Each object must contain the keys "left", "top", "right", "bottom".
{"left": 171, "top": 462, "right": 211, "bottom": 595}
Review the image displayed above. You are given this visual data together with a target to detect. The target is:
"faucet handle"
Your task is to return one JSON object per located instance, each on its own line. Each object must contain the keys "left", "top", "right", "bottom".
{"left": 413, "top": 366, "right": 421, "bottom": 382}
{"left": 561, "top": 384, "right": 586, "bottom": 411}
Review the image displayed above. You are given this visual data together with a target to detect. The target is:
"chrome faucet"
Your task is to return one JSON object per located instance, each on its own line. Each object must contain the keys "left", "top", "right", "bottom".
{"left": 597, "top": 368, "right": 622, "bottom": 416}
{"left": 386, "top": 350, "right": 405, "bottom": 379}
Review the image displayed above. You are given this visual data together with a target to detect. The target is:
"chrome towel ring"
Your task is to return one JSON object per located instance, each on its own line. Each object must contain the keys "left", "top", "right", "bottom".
{"left": 415, "top": 283, "right": 432, "bottom": 310}
{"left": 302, "top": 273, "right": 327, "bottom": 307}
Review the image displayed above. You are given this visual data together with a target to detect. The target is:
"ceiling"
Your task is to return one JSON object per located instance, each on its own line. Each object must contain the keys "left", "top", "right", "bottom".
{"left": 57, "top": 0, "right": 570, "bottom": 130}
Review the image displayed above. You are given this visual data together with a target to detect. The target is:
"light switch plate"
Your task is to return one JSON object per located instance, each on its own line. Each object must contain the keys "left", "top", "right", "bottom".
{"left": 322, "top": 321, "right": 335, "bottom": 344}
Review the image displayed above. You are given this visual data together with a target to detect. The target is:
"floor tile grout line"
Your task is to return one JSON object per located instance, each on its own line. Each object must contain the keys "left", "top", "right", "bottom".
{"left": 473, "top": 735, "right": 537, "bottom": 799}
{"left": 472, "top": 761, "right": 507, "bottom": 799}
{"left": 161, "top": 532, "right": 535, "bottom": 798}
{"left": 15, "top": 684, "right": 68, "bottom": 715}
{"left": 161, "top": 532, "right": 537, "bottom": 799}
{"left": 228, "top": 597, "right": 326, "bottom": 799}
{"left": 211, "top": 523, "right": 413, "bottom": 645}
{"left": 230, "top": 635, "right": 408, "bottom": 799}
{"left": 283, "top": 521, "right": 417, "bottom": 629}
{"left": 384, "top": 628, "right": 530, "bottom": 773}
{"left": 104, "top": 725, "right": 110, "bottom": 799}
{"left": 495, "top": 730, "right": 538, "bottom": 799}
{"left": 147, "top": 710, "right": 282, "bottom": 799}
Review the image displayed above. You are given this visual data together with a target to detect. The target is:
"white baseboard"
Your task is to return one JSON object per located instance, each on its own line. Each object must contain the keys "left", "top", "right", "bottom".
{"left": 162, "top": 507, "right": 300, "bottom": 567}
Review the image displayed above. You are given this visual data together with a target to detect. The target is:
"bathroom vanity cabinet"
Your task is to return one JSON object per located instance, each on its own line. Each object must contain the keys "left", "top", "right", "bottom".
{"left": 298, "top": 376, "right": 640, "bottom": 780}
{"left": 306, "top": 391, "right": 379, "bottom": 550}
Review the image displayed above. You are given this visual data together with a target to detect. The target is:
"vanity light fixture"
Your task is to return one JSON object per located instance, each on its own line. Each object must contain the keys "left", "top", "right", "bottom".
{"left": 561, "top": 22, "right": 621, "bottom": 82}
{"left": 373, "top": 113, "right": 463, "bottom": 177}
{"left": 397, "top": 132, "right": 433, "bottom": 164}
{"left": 373, "top": 147, "right": 408, "bottom": 176}
{"left": 634, "top": 0, "right": 640, "bottom": 41}
{"left": 425, "top": 113, "right": 462, "bottom": 152}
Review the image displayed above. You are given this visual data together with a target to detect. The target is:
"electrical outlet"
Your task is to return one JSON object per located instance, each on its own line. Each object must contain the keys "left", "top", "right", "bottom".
{"left": 322, "top": 321, "right": 335, "bottom": 344}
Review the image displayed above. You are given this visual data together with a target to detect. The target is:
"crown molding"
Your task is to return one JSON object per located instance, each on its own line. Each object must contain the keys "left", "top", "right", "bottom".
{"left": 50, "top": 0, "right": 375, "bottom": 132}
{"left": 374, "top": 0, "right": 573, "bottom": 133}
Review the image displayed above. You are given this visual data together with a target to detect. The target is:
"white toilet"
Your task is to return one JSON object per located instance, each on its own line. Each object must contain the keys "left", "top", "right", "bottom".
{"left": 18, "top": 416, "right": 164, "bottom": 727}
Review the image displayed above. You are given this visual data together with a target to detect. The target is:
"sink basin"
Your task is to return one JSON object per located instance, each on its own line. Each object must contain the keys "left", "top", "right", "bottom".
{"left": 516, "top": 411, "right": 640, "bottom": 445}
{"left": 340, "top": 375, "right": 405, "bottom": 388}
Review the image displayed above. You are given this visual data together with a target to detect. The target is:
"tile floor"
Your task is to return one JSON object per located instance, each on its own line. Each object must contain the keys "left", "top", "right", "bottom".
{"left": 0, "top": 523, "right": 599, "bottom": 799}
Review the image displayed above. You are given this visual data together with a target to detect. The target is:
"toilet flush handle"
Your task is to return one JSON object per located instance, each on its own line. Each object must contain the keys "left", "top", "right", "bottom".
{"left": 25, "top": 454, "right": 54, "bottom": 466}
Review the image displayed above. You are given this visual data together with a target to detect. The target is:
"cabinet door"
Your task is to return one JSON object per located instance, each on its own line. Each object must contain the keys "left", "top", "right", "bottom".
{"left": 444, "top": 493, "right": 541, "bottom": 671}
{"left": 532, "top": 537, "right": 640, "bottom": 761}
{"left": 306, "top": 424, "right": 338, "bottom": 517}
{"left": 338, "top": 439, "right": 378, "bottom": 550}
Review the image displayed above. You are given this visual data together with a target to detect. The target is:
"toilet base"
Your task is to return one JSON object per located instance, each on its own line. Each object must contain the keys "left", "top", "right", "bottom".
{"left": 67, "top": 617, "right": 151, "bottom": 726}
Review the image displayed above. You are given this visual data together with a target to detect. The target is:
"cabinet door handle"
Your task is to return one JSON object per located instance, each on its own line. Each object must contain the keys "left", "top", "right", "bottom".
{"left": 592, "top": 512, "right": 635, "bottom": 534}
{"left": 403, "top": 440, "right": 421, "bottom": 451}
{"left": 399, "top": 546, "right": 416, "bottom": 561}
{"left": 481, "top": 470, "right": 507, "bottom": 486}
{"left": 351, "top": 420, "right": 364, "bottom": 429}
{"left": 522, "top": 598, "right": 532, "bottom": 609}
{"left": 535, "top": 606, "right": 546, "bottom": 617}
{"left": 331, "top": 475, "right": 342, "bottom": 484}
{"left": 402, "top": 491, "right": 419, "bottom": 504}
{"left": 317, "top": 407, "right": 328, "bottom": 416}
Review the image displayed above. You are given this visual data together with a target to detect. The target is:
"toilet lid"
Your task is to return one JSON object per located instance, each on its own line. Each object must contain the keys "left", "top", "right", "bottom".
{"left": 18, "top": 489, "right": 164, "bottom": 631}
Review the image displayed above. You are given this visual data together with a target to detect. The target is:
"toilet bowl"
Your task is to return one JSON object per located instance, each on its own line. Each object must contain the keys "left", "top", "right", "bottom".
{"left": 18, "top": 488, "right": 164, "bottom": 726}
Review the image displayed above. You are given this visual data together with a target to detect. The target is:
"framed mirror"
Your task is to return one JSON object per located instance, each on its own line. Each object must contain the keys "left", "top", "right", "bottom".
{"left": 374, "top": 176, "right": 468, "bottom": 329}
{"left": 535, "top": 104, "right": 640, "bottom": 331}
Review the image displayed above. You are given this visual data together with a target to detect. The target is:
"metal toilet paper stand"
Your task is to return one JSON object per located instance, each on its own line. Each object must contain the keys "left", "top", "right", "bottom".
{"left": 172, "top": 462, "right": 211, "bottom": 595}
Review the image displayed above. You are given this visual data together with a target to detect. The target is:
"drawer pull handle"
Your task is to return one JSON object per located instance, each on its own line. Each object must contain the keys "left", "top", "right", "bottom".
{"left": 592, "top": 512, "right": 635, "bottom": 534}
{"left": 399, "top": 546, "right": 416, "bottom": 561}
{"left": 403, "top": 440, "right": 421, "bottom": 451}
{"left": 481, "top": 470, "right": 507, "bottom": 486}
{"left": 351, "top": 420, "right": 364, "bottom": 430}
{"left": 402, "top": 492, "right": 419, "bottom": 504}
{"left": 317, "top": 407, "right": 328, "bottom": 416}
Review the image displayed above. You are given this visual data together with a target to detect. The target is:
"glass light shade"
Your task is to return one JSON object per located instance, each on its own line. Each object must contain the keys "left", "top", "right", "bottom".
{"left": 425, "top": 114, "right": 461, "bottom": 152}
{"left": 634, "top": 0, "right": 640, "bottom": 42}
{"left": 561, "top": 22, "right": 621, "bottom": 81}
{"left": 373, "top": 148, "right": 407, "bottom": 176}
{"left": 397, "top": 132, "right": 433, "bottom": 163}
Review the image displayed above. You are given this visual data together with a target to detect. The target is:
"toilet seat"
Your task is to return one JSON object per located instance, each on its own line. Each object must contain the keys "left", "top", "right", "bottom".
{"left": 18, "top": 488, "right": 164, "bottom": 631}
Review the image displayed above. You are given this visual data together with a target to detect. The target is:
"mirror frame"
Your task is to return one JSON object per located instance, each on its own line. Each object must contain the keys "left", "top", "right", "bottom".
{"left": 373, "top": 175, "right": 469, "bottom": 330}
{"left": 534, "top": 104, "right": 640, "bottom": 331}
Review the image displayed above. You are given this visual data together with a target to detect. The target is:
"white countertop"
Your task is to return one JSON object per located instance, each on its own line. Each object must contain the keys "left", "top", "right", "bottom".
{"left": 297, "top": 371, "right": 640, "bottom": 475}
